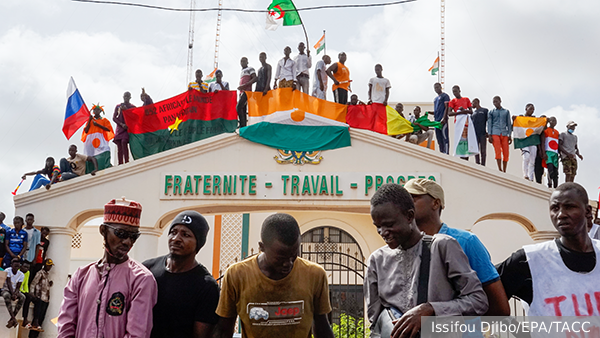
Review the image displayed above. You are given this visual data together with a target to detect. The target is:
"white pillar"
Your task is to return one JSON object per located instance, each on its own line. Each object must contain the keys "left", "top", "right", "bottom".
{"left": 131, "top": 227, "right": 162, "bottom": 263}
{"left": 41, "top": 227, "right": 76, "bottom": 338}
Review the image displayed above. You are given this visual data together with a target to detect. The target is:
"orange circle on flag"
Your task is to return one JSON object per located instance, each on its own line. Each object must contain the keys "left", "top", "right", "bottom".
{"left": 291, "top": 110, "right": 305, "bottom": 122}
{"left": 92, "top": 138, "right": 101, "bottom": 148}
{"left": 525, "top": 128, "right": 534, "bottom": 137}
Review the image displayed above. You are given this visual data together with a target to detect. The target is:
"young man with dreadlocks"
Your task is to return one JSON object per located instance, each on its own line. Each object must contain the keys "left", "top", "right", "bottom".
{"left": 57, "top": 198, "right": 157, "bottom": 338}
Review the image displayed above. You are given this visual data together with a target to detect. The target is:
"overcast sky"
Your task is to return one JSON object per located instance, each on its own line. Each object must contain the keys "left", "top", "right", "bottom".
{"left": 1, "top": 0, "right": 599, "bottom": 221}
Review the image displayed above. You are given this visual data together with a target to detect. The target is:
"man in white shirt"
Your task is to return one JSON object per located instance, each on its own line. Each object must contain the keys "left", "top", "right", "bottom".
{"left": 312, "top": 55, "right": 331, "bottom": 100}
{"left": 3, "top": 258, "right": 26, "bottom": 328}
{"left": 274, "top": 46, "right": 297, "bottom": 89}
{"left": 368, "top": 64, "right": 391, "bottom": 106}
{"left": 294, "top": 42, "right": 312, "bottom": 94}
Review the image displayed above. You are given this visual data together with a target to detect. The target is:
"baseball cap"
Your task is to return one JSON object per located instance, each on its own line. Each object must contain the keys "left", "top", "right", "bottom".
{"left": 566, "top": 121, "right": 577, "bottom": 128}
{"left": 45, "top": 259, "right": 54, "bottom": 266}
{"left": 404, "top": 178, "right": 445, "bottom": 209}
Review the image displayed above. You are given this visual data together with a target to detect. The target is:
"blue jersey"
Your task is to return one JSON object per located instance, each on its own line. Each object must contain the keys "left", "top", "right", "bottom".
{"left": 433, "top": 92, "right": 450, "bottom": 122}
{"left": 6, "top": 228, "right": 28, "bottom": 255}
{"left": 439, "top": 223, "right": 499, "bottom": 285}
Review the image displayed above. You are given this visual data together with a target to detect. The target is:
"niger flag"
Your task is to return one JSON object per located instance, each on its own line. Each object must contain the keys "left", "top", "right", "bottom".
{"left": 239, "top": 88, "right": 350, "bottom": 151}
{"left": 513, "top": 116, "right": 547, "bottom": 149}
{"left": 124, "top": 89, "right": 237, "bottom": 159}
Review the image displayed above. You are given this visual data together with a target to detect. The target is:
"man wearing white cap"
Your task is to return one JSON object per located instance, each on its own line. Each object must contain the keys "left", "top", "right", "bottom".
{"left": 559, "top": 120, "right": 583, "bottom": 182}
{"left": 57, "top": 198, "right": 157, "bottom": 338}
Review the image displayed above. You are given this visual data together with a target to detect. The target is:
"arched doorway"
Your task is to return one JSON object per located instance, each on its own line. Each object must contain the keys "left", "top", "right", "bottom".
{"left": 301, "top": 226, "right": 368, "bottom": 337}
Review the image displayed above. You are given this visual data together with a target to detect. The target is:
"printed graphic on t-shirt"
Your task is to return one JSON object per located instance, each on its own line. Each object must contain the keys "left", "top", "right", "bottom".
{"left": 246, "top": 300, "right": 304, "bottom": 326}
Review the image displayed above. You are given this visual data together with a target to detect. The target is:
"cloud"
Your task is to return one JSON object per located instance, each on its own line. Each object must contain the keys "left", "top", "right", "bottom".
{"left": 0, "top": 0, "right": 599, "bottom": 220}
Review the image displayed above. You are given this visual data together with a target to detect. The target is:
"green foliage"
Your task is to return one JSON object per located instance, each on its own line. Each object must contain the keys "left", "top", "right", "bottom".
{"left": 331, "top": 313, "right": 371, "bottom": 338}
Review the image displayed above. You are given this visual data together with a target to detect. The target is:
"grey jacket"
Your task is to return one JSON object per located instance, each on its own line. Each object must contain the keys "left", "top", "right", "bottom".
{"left": 364, "top": 233, "right": 488, "bottom": 323}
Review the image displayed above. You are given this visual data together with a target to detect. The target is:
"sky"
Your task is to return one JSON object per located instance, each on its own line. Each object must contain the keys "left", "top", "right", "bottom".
{"left": 1, "top": 0, "right": 599, "bottom": 221}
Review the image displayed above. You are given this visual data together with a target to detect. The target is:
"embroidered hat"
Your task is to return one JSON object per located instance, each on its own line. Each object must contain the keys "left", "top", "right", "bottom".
{"left": 403, "top": 178, "right": 445, "bottom": 209}
{"left": 104, "top": 197, "right": 142, "bottom": 227}
{"left": 170, "top": 210, "right": 209, "bottom": 252}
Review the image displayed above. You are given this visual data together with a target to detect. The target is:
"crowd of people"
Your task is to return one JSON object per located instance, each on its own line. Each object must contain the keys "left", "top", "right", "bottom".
{"left": 20, "top": 177, "right": 590, "bottom": 337}
{"left": 0, "top": 211, "right": 52, "bottom": 335}
{"left": 17, "top": 43, "right": 585, "bottom": 193}
{"left": 187, "top": 43, "right": 585, "bottom": 188}
{"left": 425, "top": 84, "right": 584, "bottom": 187}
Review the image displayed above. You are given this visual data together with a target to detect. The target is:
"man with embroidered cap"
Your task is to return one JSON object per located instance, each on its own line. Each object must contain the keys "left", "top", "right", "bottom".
{"left": 143, "top": 211, "right": 219, "bottom": 338}
{"left": 57, "top": 198, "right": 157, "bottom": 338}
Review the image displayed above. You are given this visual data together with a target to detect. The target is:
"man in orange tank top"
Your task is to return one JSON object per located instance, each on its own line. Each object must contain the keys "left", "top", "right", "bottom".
{"left": 326, "top": 52, "right": 350, "bottom": 104}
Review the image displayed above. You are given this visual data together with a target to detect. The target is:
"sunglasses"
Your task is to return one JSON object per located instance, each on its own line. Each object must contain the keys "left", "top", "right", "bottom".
{"left": 104, "top": 224, "right": 141, "bottom": 241}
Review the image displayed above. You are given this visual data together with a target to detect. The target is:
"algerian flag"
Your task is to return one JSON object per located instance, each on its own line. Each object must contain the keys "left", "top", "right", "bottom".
{"left": 314, "top": 34, "right": 325, "bottom": 54}
{"left": 513, "top": 116, "right": 547, "bottom": 149}
{"left": 205, "top": 68, "right": 217, "bottom": 83}
{"left": 266, "top": 0, "right": 302, "bottom": 31}
{"left": 428, "top": 56, "right": 439, "bottom": 75}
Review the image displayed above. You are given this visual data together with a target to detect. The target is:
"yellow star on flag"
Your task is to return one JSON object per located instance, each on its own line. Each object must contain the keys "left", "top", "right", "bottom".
{"left": 168, "top": 117, "right": 183, "bottom": 134}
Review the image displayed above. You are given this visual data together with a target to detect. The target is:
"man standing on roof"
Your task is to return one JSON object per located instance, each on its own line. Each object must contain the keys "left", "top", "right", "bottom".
{"left": 326, "top": 52, "right": 350, "bottom": 104}
{"left": 487, "top": 96, "right": 512, "bottom": 172}
{"left": 274, "top": 46, "right": 297, "bottom": 90}
{"left": 559, "top": 121, "right": 583, "bottom": 183}
{"left": 189, "top": 69, "right": 208, "bottom": 93}
{"left": 312, "top": 55, "right": 331, "bottom": 100}
{"left": 237, "top": 57, "right": 257, "bottom": 128}
{"left": 294, "top": 42, "right": 312, "bottom": 94}
{"left": 255, "top": 52, "right": 272, "bottom": 96}
{"left": 368, "top": 64, "right": 391, "bottom": 107}
{"left": 114, "top": 92, "right": 136, "bottom": 165}
{"left": 57, "top": 198, "right": 157, "bottom": 338}
{"left": 432, "top": 83, "right": 450, "bottom": 154}
{"left": 471, "top": 98, "right": 488, "bottom": 166}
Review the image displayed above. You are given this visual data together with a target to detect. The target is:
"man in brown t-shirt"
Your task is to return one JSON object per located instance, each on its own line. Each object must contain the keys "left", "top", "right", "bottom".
{"left": 59, "top": 144, "right": 98, "bottom": 180}
{"left": 213, "top": 213, "right": 334, "bottom": 338}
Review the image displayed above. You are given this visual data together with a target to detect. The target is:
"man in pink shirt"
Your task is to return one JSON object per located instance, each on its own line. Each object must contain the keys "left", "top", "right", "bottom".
{"left": 57, "top": 198, "right": 157, "bottom": 338}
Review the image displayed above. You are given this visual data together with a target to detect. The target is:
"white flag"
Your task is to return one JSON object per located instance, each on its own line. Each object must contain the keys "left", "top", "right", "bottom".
{"left": 266, "top": 10, "right": 283, "bottom": 30}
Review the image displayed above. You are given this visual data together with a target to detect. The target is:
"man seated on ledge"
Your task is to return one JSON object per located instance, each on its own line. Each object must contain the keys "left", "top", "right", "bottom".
{"left": 60, "top": 144, "right": 98, "bottom": 181}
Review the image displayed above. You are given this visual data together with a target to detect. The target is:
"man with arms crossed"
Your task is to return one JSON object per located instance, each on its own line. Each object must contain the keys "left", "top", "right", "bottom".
{"left": 212, "top": 213, "right": 334, "bottom": 338}
{"left": 144, "top": 211, "right": 219, "bottom": 338}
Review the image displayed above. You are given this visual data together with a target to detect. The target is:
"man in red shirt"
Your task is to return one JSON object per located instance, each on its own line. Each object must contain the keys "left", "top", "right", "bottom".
{"left": 447, "top": 85, "right": 473, "bottom": 160}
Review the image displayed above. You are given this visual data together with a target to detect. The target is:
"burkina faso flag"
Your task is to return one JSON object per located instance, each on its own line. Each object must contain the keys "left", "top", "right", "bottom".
{"left": 123, "top": 89, "right": 238, "bottom": 159}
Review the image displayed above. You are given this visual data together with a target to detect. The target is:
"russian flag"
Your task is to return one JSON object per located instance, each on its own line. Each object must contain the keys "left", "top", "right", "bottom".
{"left": 63, "top": 77, "right": 90, "bottom": 140}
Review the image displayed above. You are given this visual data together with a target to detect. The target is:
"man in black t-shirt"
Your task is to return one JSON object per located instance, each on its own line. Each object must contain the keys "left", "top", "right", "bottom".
{"left": 143, "top": 211, "right": 219, "bottom": 338}
{"left": 471, "top": 98, "right": 488, "bottom": 166}
{"left": 496, "top": 182, "right": 597, "bottom": 316}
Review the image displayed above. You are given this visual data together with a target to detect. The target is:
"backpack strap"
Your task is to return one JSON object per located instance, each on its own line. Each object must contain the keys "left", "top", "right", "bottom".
{"left": 417, "top": 235, "right": 433, "bottom": 305}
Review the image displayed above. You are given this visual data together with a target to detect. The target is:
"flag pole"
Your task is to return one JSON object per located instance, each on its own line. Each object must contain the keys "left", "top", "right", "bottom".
{"left": 324, "top": 30, "right": 326, "bottom": 55}
{"left": 437, "top": 51, "right": 440, "bottom": 84}
{"left": 301, "top": 22, "right": 309, "bottom": 53}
